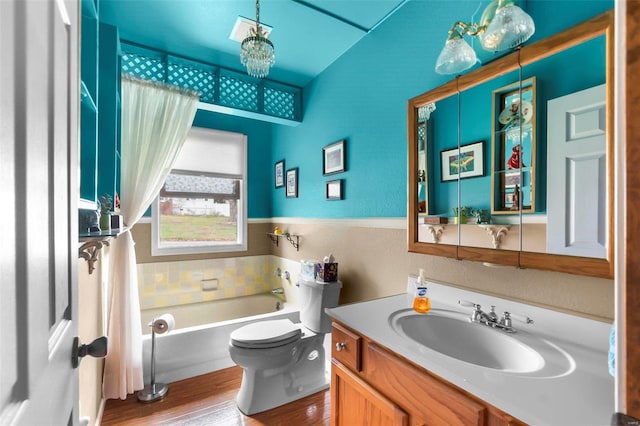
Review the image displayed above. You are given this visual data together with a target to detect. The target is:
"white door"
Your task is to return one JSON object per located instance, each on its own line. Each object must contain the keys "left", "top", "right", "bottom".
{"left": 547, "top": 84, "right": 607, "bottom": 258}
{"left": 0, "top": 0, "right": 80, "bottom": 424}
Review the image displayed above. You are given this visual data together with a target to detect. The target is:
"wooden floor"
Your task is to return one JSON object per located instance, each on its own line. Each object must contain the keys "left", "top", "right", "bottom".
{"left": 101, "top": 366, "right": 331, "bottom": 426}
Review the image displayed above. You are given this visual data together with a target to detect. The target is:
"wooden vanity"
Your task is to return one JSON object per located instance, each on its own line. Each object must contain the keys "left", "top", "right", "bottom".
{"left": 330, "top": 320, "right": 525, "bottom": 426}
{"left": 326, "top": 281, "right": 614, "bottom": 426}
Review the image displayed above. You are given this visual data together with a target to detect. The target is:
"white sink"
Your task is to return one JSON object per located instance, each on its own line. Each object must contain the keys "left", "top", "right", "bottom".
{"left": 389, "top": 309, "right": 575, "bottom": 376}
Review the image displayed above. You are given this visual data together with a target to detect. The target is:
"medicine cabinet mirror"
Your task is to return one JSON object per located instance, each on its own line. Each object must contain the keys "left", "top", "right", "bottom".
{"left": 408, "top": 11, "right": 614, "bottom": 279}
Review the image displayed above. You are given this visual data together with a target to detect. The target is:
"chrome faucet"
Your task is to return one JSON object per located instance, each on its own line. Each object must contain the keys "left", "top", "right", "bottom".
{"left": 458, "top": 300, "right": 533, "bottom": 333}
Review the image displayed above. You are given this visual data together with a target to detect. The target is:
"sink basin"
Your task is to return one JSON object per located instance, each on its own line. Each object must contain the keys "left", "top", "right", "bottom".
{"left": 389, "top": 309, "right": 553, "bottom": 374}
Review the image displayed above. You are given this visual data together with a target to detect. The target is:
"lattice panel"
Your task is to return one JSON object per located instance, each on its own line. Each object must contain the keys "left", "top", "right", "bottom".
{"left": 121, "top": 53, "right": 166, "bottom": 82}
{"left": 121, "top": 45, "right": 302, "bottom": 122}
{"left": 264, "top": 87, "right": 295, "bottom": 119}
{"left": 418, "top": 124, "right": 426, "bottom": 144}
{"left": 168, "top": 64, "right": 216, "bottom": 103}
{"left": 219, "top": 75, "right": 258, "bottom": 112}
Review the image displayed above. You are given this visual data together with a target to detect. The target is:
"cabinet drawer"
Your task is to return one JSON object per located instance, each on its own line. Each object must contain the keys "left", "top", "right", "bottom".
{"left": 366, "top": 343, "right": 486, "bottom": 425}
{"left": 331, "top": 322, "right": 362, "bottom": 372}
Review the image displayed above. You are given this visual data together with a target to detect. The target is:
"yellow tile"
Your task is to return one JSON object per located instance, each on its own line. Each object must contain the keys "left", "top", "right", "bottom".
{"left": 154, "top": 295, "right": 169, "bottom": 308}
{"left": 224, "top": 288, "right": 236, "bottom": 298}
{"left": 154, "top": 273, "right": 167, "bottom": 284}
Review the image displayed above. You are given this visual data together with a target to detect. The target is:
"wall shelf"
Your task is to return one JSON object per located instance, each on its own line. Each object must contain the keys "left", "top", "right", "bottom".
{"left": 79, "top": 227, "right": 127, "bottom": 274}
{"left": 266, "top": 233, "right": 300, "bottom": 251}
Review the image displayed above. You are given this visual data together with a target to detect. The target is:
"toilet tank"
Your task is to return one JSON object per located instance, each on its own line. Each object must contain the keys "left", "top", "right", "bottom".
{"left": 298, "top": 277, "right": 342, "bottom": 333}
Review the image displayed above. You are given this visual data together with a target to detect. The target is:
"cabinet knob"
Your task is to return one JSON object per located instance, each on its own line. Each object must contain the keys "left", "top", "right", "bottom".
{"left": 335, "top": 342, "right": 347, "bottom": 352}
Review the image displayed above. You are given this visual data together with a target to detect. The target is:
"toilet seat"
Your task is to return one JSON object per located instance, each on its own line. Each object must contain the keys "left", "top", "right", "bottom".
{"left": 230, "top": 319, "right": 302, "bottom": 349}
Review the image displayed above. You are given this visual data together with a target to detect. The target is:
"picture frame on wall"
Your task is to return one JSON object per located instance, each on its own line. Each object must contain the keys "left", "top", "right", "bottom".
{"left": 286, "top": 168, "right": 298, "bottom": 198}
{"left": 274, "top": 159, "right": 285, "bottom": 188}
{"left": 440, "top": 140, "right": 485, "bottom": 182}
{"left": 326, "top": 179, "right": 343, "bottom": 200}
{"left": 323, "top": 139, "right": 346, "bottom": 175}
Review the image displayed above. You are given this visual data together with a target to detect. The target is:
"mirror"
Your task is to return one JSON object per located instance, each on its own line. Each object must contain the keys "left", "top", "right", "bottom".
{"left": 409, "top": 85, "right": 459, "bottom": 258}
{"left": 408, "top": 11, "right": 613, "bottom": 278}
{"left": 459, "top": 67, "right": 522, "bottom": 258}
{"left": 415, "top": 93, "right": 460, "bottom": 249}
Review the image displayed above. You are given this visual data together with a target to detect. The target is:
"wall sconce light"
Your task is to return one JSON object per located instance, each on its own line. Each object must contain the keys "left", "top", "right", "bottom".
{"left": 435, "top": 0, "right": 535, "bottom": 75}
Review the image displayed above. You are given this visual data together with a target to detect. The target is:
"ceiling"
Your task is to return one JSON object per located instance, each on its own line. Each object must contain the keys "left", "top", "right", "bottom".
{"left": 99, "top": 0, "right": 409, "bottom": 87}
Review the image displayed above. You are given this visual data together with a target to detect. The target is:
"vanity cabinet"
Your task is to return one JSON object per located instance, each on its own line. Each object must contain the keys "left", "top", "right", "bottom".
{"left": 331, "top": 321, "right": 525, "bottom": 426}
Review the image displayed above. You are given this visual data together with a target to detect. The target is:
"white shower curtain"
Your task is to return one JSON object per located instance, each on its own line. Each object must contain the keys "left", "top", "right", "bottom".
{"left": 103, "top": 76, "right": 199, "bottom": 399}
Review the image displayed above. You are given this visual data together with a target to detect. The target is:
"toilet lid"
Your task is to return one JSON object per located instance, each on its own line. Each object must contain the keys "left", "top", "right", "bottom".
{"left": 230, "top": 319, "right": 302, "bottom": 349}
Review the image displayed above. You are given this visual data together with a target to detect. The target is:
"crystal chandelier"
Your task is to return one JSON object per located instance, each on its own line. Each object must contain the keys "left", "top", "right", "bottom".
{"left": 435, "top": 0, "right": 535, "bottom": 75}
{"left": 240, "top": 0, "right": 275, "bottom": 79}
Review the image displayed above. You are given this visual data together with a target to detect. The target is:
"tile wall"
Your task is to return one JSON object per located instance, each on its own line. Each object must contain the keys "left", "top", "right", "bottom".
{"left": 138, "top": 255, "right": 279, "bottom": 310}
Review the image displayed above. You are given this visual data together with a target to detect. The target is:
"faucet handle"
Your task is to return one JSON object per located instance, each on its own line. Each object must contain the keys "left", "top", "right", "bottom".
{"left": 458, "top": 300, "right": 483, "bottom": 323}
{"left": 458, "top": 299, "right": 479, "bottom": 310}
{"left": 503, "top": 311, "right": 534, "bottom": 325}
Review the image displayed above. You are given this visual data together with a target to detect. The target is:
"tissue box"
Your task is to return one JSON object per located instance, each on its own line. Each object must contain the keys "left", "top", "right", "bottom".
{"left": 300, "top": 260, "right": 318, "bottom": 279}
{"left": 315, "top": 262, "right": 338, "bottom": 282}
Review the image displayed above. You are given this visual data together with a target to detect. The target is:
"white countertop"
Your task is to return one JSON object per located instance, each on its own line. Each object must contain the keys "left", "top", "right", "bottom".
{"left": 326, "top": 278, "right": 614, "bottom": 426}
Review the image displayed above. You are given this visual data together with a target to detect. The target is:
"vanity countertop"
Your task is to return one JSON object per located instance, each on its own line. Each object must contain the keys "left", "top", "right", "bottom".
{"left": 326, "top": 279, "right": 614, "bottom": 426}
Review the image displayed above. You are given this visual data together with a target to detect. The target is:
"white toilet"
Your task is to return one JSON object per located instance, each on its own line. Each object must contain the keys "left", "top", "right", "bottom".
{"left": 228, "top": 277, "right": 342, "bottom": 415}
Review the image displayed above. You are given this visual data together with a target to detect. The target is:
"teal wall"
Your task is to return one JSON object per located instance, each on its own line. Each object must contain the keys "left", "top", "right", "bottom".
{"left": 100, "top": 0, "right": 613, "bottom": 220}
{"left": 269, "top": 0, "right": 613, "bottom": 219}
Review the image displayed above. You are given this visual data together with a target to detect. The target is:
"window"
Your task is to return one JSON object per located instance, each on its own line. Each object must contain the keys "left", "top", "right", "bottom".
{"left": 152, "top": 127, "right": 247, "bottom": 255}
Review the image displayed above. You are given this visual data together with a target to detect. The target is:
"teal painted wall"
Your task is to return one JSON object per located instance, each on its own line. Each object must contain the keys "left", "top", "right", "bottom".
{"left": 270, "top": 0, "right": 613, "bottom": 219}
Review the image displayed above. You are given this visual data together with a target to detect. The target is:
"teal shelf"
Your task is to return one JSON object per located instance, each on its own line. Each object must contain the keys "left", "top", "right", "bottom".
{"left": 80, "top": 80, "right": 97, "bottom": 113}
{"left": 81, "top": 0, "right": 97, "bottom": 19}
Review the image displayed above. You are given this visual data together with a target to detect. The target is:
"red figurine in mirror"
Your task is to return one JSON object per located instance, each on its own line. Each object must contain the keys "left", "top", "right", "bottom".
{"left": 507, "top": 144, "right": 525, "bottom": 169}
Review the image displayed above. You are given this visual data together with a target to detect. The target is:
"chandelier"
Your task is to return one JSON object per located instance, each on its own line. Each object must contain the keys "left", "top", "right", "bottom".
{"left": 240, "top": 0, "right": 275, "bottom": 79}
{"left": 435, "top": 0, "right": 535, "bottom": 75}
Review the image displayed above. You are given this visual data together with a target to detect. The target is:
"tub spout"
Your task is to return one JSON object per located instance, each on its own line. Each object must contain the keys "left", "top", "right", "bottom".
{"left": 271, "top": 287, "right": 285, "bottom": 295}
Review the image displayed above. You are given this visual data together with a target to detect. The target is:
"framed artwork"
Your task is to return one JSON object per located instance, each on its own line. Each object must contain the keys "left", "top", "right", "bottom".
{"left": 323, "top": 139, "right": 346, "bottom": 175}
{"left": 491, "top": 77, "right": 537, "bottom": 214}
{"left": 286, "top": 168, "right": 298, "bottom": 198}
{"left": 440, "top": 141, "right": 485, "bottom": 182}
{"left": 274, "top": 159, "right": 285, "bottom": 188}
{"left": 326, "top": 179, "right": 343, "bottom": 200}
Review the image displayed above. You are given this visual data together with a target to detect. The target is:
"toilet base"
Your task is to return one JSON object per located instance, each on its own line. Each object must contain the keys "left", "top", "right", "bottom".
{"left": 236, "top": 373, "right": 329, "bottom": 416}
{"left": 235, "top": 342, "right": 329, "bottom": 415}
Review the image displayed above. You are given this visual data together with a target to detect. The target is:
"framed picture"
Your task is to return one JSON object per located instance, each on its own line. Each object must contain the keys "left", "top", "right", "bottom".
{"left": 286, "top": 168, "right": 298, "bottom": 198}
{"left": 326, "top": 179, "right": 343, "bottom": 200}
{"left": 323, "top": 139, "right": 346, "bottom": 175}
{"left": 440, "top": 141, "right": 485, "bottom": 182}
{"left": 274, "top": 159, "right": 285, "bottom": 188}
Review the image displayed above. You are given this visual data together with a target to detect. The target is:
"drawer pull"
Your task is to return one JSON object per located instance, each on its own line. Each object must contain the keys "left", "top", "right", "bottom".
{"left": 335, "top": 342, "right": 347, "bottom": 351}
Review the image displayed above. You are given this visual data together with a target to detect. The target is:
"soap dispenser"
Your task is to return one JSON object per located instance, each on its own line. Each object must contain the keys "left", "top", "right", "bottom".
{"left": 413, "top": 269, "right": 431, "bottom": 314}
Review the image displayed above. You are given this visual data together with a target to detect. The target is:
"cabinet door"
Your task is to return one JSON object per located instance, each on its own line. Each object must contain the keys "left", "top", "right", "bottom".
{"left": 331, "top": 360, "right": 408, "bottom": 426}
{"left": 366, "top": 344, "right": 486, "bottom": 426}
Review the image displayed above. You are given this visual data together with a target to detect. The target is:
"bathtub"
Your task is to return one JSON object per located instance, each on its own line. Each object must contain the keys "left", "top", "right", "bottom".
{"left": 141, "top": 294, "right": 300, "bottom": 385}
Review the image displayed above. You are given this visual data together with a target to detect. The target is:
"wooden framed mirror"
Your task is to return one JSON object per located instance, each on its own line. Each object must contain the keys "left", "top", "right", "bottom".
{"left": 407, "top": 10, "right": 614, "bottom": 279}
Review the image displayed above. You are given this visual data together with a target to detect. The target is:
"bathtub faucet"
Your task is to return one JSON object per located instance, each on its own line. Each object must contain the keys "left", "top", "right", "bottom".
{"left": 271, "top": 287, "right": 285, "bottom": 295}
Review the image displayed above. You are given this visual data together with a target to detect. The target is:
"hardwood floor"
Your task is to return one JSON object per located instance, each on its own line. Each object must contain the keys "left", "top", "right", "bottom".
{"left": 101, "top": 366, "right": 331, "bottom": 426}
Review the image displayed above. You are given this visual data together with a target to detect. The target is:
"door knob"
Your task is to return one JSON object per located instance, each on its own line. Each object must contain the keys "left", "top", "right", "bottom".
{"left": 72, "top": 336, "right": 108, "bottom": 368}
